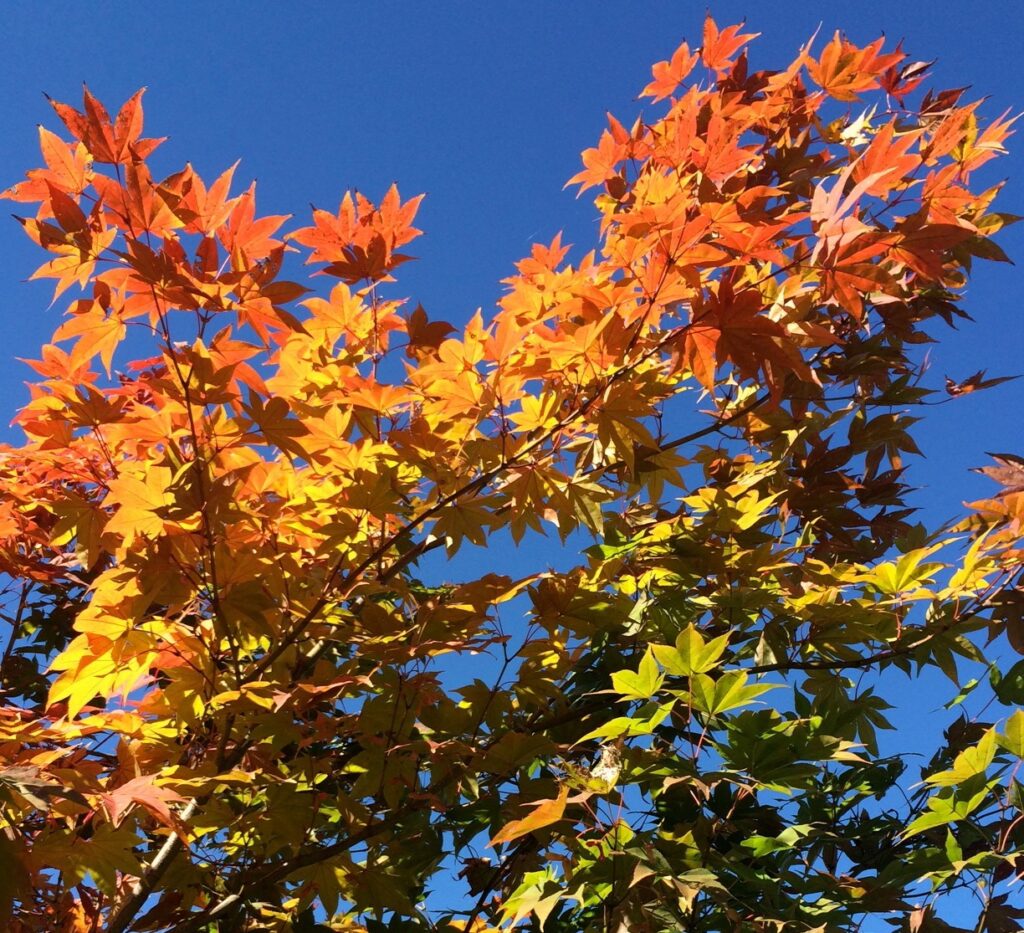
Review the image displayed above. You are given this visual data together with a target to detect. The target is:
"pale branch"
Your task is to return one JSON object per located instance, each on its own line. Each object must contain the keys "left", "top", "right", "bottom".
{"left": 104, "top": 739, "right": 253, "bottom": 933}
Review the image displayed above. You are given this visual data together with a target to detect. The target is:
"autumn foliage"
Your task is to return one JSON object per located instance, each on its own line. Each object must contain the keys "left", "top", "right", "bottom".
{"left": 0, "top": 17, "right": 1022, "bottom": 932}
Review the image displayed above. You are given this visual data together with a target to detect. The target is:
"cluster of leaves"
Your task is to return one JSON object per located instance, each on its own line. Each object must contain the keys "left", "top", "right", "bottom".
{"left": 0, "top": 16, "right": 1021, "bottom": 932}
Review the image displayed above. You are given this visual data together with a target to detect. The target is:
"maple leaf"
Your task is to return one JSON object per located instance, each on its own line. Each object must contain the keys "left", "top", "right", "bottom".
{"left": 377, "top": 182, "right": 425, "bottom": 250}
{"left": 48, "top": 87, "right": 163, "bottom": 165}
{"left": 959, "top": 108, "right": 1020, "bottom": 175}
{"left": 490, "top": 785, "right": 570, "bottom": 847}
{"left": 218, "top": 182, "right": 290, "bottom": 262}
{"left": 807, "top": 33, "right": 904, "bottom": 102}
{"left": 888, "top": 217, "right": 976, "bottom": 280}
{"left": 242, "top": 392, "right": 310, "bottom": 458}
{"left": 0, "top": 765, "right": 89, "bottom": 810}
{"left": 301, "top": 281, "right": 403, "bottom": 353}
{"left": 405, "top": 304, "right": 455, "bottom": 359}
{"left": 93, "top": 161, "right": 181, "bottom": 237}
{"left": 679, "top": 277, "right": 810, "bottom": 395}
{"left": 103, "top": 467, "right": 174, "bottom": 543}
{"left": 567, "top": 127, "right": 626, "bottom": 193}
{"left": 851, "top": 120, "right": 923, "bottom": 198}
{"left": 291, "top": 185, "right": 423, "bottom": 283}
{"left": 642, "top": 41, "right": 700, "bottom": 101}
{"left": 809, "top": 162, "right": 887, "bottom": 243}
{"left": 972, "top": 453, "right": 1024, "bottom": 496}
{"left": 1, "top": 126, "right": 93, "bottom": 204}
{"left": 880, "top": 47, "right": 934, "bottom": 103}
{"left": 945, "top": 370, "right": 1019, "bottom": 397}
{"left": 700, "top": 16, "right": 759, "bottom": 76}
{"left": 19, "top": 215, "right": 117, "bottom": 302}
{"left": 157, "top": 161, "right": 241, "bottom": 236}
{"left": 52, "top": 300, "right": 126, "bottom": 376}
{"left": 100, "top": 775, "right": 188, "bottom": 842}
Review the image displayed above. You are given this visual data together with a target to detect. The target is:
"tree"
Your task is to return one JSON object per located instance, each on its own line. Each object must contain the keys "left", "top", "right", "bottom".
{"left": 0, "top": 15, "right": 1021, "bottom": 932}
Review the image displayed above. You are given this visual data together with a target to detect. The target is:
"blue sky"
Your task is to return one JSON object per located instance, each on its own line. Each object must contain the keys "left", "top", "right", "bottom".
{"left": 1, "top": 1, "right": 1022, "bottom": 924}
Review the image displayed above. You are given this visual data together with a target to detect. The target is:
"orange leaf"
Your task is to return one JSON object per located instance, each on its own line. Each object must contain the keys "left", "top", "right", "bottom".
{"left": 52, "top": 302, "right": 126, "bottom": 376}
{"left": 48, "top": 87, "right": 163, "bottom": 165}
{"left": 807, "top": 33, "right": 904, "bottom": 102}
{"left": 701, "top": 16, "right": 759, "bottom": 75}
{"left": 489, "top": 785, "right": 569, "bottom": 847}
{"left": 641, "top": 41, "right": 700, "bottom": 101}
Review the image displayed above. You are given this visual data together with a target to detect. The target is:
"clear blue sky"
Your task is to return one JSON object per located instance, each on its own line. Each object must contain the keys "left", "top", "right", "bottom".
{"left": 1, "top": 1, "right": 1022, "bottom": 923}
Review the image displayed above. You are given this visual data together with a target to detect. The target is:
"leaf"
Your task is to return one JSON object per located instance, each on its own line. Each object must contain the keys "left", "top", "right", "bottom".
{"left": 611, "top": 648, "right": 664, "bottom": 700}
{"left": 945, "top": 370, "right": 1019, "bottom": 397}
{"left": 52, "top": 301, "right": 126, "bottom": 376}
{"left": 973, "top": 452, "right": 1024, "bottom": 495}
{"left": 687, "top": 671, "right": 777, "bottom": 716}
{"left": 103, "top": 467, "right": 174, "bottom": 543}
{"left": 490, "top": 785, "right": 569, "bottom": 847}
{"left": 100, "top": 774, "right": 189, "bottom": 842}
{"left": 651, "top": 625, "right": 730, "bottom": 677}
{"left": 700, "top": 16, "right": 759, "bottom": 75}
{"left": 903, "top": 783, "right": 989, "bottom": 839}
{"left": 642, "top": 41, "right": 700, "bottom": 101}
{"left": 992, "top": 659, "right": 1024, "bottom": 705}
{"left": 0, "top": 765, "right": 89, "bottom": 809}
{"left": 48, "top": 87, "right": 161, "bottom": 165}
{"left": 925, "top": 729, "right": 995, "bottom": 786}
{"left": 576, "top": 702, "right": 674, "bottom": 743}
{"left": 405, "top": 304, "right": 455, "bottom": 359}
{"left": 0, "top": 835, "right": 30, "bottom": 926}
{"left": 37, "top": 126, "right": 91, "bottom": 194}
{"left": 243, "top": 392, "right": 310, "bottom": 458}
{"left": 33, "top": 827, "right": 143, "bottom": 893}
{"left": 1000, "top": 710, "right": 1024, "bottom": 758}
{"left": 807, "top": 33, "right": 904, "bottom": 101}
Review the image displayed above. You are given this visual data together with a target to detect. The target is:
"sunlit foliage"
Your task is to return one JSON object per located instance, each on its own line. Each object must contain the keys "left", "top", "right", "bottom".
{"left": 0, "top": 17, "right": 1021, "bottom": 932}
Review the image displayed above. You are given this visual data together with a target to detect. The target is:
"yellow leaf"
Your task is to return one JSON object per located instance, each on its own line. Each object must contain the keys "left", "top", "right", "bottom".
{"left": 103, "top": 467, "right": 173, "bottom": 543}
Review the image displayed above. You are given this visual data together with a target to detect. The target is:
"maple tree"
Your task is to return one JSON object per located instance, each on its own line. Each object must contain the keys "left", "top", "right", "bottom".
{"left": 0, "top": 16, "right": 1023, "bottom": 932}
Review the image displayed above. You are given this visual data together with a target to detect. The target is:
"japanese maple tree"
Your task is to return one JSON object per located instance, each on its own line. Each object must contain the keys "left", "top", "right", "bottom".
{"left": 0, "top": 17, "right": 1022, "bottom": 932}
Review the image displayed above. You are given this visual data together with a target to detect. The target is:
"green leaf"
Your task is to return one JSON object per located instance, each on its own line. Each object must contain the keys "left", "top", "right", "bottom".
{"left": 576, "top": 701, "right": 673, "bottom": 743}
{"left": 742, "top": 824, "right": 811, "bottom": 857}
{"left": 651, "top": 624, "right": 729, "bottom": 676}
{"left": 1000, "top": 709, "right": 1024, "bottom": 758}
{"left": 966, "top": 235, "right": 1013, "bottom": 263}
{"left": 943, "top": 829, "right": 962, "bottom": 865}
{"left": 926, "top": 729, "right": 995, "bottom": 786}
{"left": 904, "top": 782, "right": 992, "bottom": 838}
{"left": 904, "top": 793, "right": 958, "bottom": 838}
{"left": 944, "top": 673, "right": 985, "bottom": 710}
{"left": 687, "top": 671, "right": 778, "bottom": 716}
{"left": 992, "top": 659, "right": 1024, "bottom": 705}
{"left": 611, "top": 648, "right": 664, "bottom": 700}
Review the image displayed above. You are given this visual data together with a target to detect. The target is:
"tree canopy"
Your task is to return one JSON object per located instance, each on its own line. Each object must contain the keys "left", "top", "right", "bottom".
{"left": 0, "top": 16, "right": 1022, "bottom": 933}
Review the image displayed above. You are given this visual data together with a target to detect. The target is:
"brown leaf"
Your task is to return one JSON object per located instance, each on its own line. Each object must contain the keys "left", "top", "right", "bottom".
{"left": 945, "top": 370, "right": 1020, "bottom": 396}
{"left": 973, "top": 452, "right": 1024, "bottom": 495}
{"left": 0, "top": 765, "right": 89, "bottom": 810}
